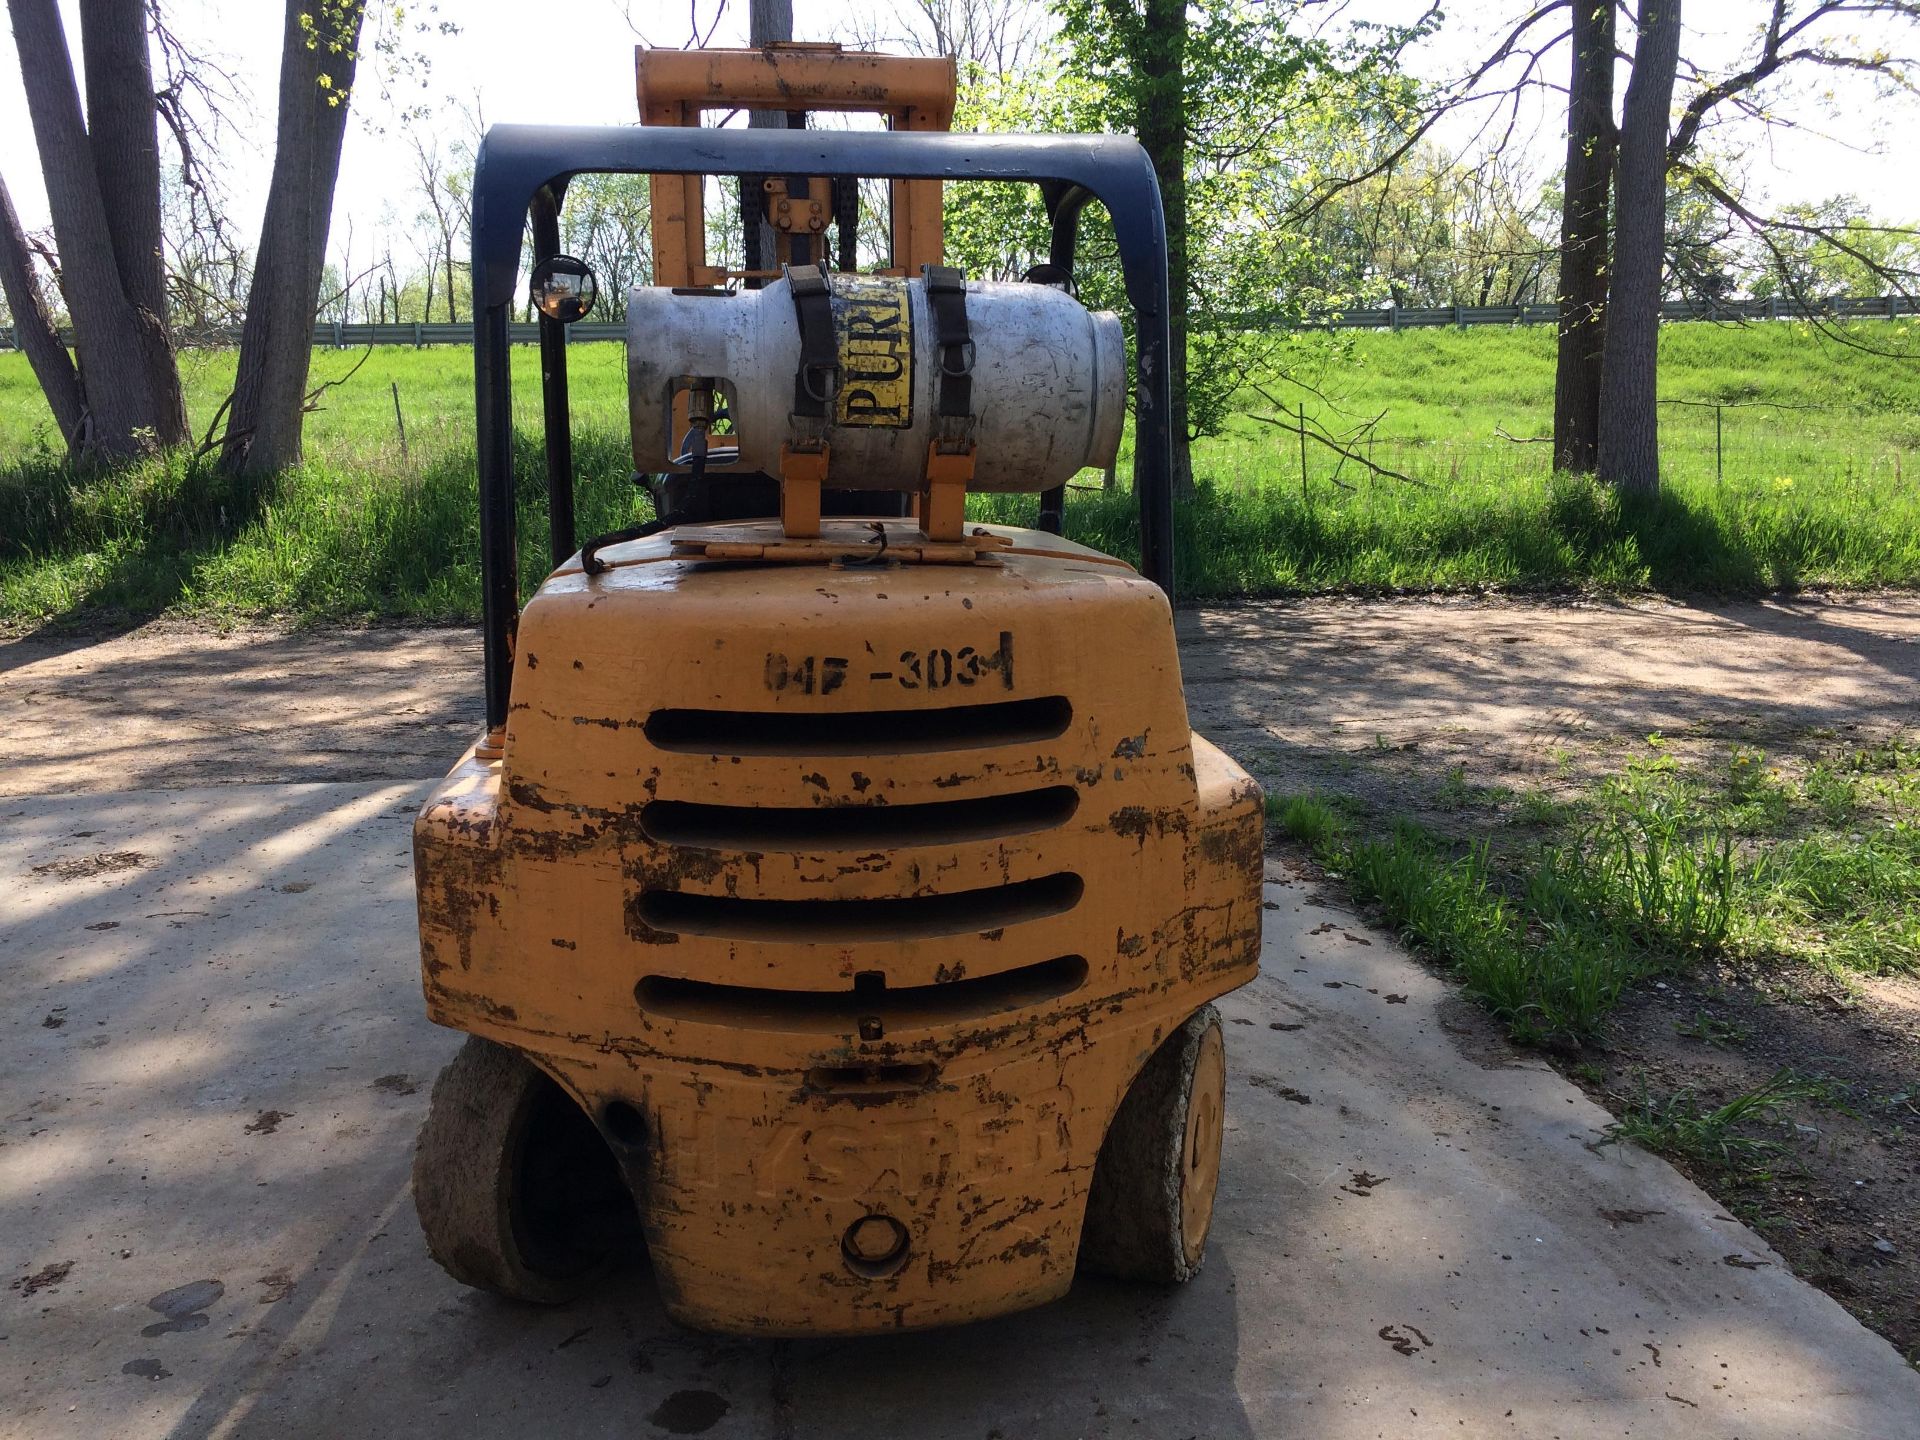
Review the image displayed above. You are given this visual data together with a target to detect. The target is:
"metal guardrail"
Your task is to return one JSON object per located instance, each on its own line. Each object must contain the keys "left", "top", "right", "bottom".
{"left": 1220, "top": 293, "right": 1920, "bottom": 332}
{"left": 283, "top": 320, "right": 633, "bottom": 346}
{"left": 0, "top": 318, "right": 630, "bottom": 350}
{"left": 3, "top": 295, "right": 1914, "bottom": 351}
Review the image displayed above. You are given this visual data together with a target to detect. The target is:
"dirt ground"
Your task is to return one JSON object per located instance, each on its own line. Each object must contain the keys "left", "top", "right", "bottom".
{"left": 1178, "top": 591, "right": 1920, "bottom": 805}
{"left": 0, "top": 622, "right": 480, "bottom": 796}
{"left": 1181, "top": 592, "right": 1920, "bottom": 1362}
{"left": 7, "top": 594, "right": 1916, "bottom": 799}
{"left": 5, "top": 593, "right": 1919, "bottom": 1360}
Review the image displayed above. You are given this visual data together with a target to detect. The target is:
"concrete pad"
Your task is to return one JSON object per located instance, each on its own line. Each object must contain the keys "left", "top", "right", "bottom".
{"left": 2, "top": 785, "right": 1916, "bottom": 1439}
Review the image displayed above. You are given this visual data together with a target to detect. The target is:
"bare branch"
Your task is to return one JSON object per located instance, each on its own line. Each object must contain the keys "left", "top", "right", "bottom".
{"left": 1246, "top": 380, "right": 1428, "bottom": 486}
{"left": 1679, "top": 162, "right": 1920, "bottom": 360}
{"left": 301, "top": 345, "right": 375, "bottom": 415}
{"left": 1494, "top": 423, "right": 1553, "bottom": 443}
{"left": 1287, "top": 2, "right": 1574, "bottom": 225}
{"left": 194, "top": 389, "right": 236, "bottom": 459}
{"left": 1670, "top": 0, "right": 1920, "bottom": 162}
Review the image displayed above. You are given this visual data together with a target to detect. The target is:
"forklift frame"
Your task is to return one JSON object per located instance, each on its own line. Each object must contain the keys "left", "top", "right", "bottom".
{"left": 468, "top": 124, "right": 1176, "bottom": 733}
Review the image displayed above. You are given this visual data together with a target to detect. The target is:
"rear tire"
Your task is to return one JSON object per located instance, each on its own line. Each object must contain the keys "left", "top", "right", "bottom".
{"left": 412, "top": 1035, "right": 638, "bottom": 1304}
{"left": 1078, "top": 1005, "right": 1227, "bottom": 1283}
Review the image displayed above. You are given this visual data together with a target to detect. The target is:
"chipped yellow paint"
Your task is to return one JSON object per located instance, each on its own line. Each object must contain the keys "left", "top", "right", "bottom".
{"left": 414, "top": 520, "right": 1263, "bottom": 1335}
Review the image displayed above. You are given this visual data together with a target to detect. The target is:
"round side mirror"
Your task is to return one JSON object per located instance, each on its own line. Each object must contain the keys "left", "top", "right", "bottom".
{"left": 531, "top": 255, "right": 598, "bottom": 324}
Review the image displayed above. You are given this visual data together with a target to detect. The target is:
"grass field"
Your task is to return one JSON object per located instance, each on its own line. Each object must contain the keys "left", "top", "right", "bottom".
{"left": 4, "top": 319, "right": 1919, "bottom": 624}
{"left": 1270, "top": 730, "right": 1920, "bottom": 1047}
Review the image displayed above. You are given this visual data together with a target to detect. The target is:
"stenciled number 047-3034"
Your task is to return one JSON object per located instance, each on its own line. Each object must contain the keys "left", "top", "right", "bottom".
{"left": 764, "top": 632, "right": 1017, "bottom": 695}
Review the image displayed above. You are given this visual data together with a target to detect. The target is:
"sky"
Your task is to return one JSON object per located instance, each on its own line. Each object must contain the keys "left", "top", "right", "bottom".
{"left": 2, "top": 0, "right": 1917, "bottom": 280}
{"left": 2, "top": 0, "right": 713, "bottom": 263}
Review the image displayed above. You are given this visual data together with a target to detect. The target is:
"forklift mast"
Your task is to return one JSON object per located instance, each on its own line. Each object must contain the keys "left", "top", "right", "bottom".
{"left": 635, "top": 42, "right": 956, "bottom": 285}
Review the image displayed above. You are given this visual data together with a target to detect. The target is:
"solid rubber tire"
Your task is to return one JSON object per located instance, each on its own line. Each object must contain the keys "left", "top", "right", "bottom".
{"left": 412, "top": 1035, "right": 605, "bottom": 1305}
{"left": 1078, "top": 1004, "right": 1226, "bottom": 1283}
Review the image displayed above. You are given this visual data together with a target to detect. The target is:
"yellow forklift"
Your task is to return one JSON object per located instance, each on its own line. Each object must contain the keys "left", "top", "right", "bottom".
{"left": 409, "top": 45, "right": 1264, "bottom": 1335}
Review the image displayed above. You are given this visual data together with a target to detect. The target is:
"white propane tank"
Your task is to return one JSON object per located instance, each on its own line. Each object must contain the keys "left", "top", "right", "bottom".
{"left": 627, "top": 273, "right": 1126, "bottom": 493}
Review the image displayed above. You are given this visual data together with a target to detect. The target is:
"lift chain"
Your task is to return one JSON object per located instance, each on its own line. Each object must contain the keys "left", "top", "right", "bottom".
{"left": 833, "top": 176, "right": 859, "bottom": 273}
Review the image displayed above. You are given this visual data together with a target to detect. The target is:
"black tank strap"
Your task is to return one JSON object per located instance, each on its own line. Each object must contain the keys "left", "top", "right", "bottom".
{"left": 788, "top": 264, "right": 838, "bottom": 420}
{"left": 922, "top": 264, "right": 975, "bottom": 427}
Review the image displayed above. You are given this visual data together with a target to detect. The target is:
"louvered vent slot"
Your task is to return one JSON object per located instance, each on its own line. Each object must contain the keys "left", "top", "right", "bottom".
{"left": 635, "top": 955, "right": 1089, "bottom": 1033}
{"left": 641, "top": 786, "right": 1078, "bottom": 851}
{"left": 643, "top": 696, "right": 1072, "bottom": 756}
{"left": 637, "top": 873, "right": 1083, "bottom": 942}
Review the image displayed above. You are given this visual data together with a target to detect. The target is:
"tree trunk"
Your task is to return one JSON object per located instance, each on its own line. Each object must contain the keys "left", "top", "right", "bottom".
{"left": 0, "top": 171, "right": 88, "bottom": 450}
{"left": 220, "top": 0, "right": 363, "bottom": 477}
{"left": 1597, "top": 0, "right": 1681, "bottom": 495}
{"left": 1552, "top": 0, "right": 1615, "bottom": 474}
{"left": 749, "top": 0, "right": 792, "bottom": 45}
{"left": 741, "top": 0, "right": 793, "bottom": 280}
{"left": 8, "top": 0, "right": 176, "bottom": 458}
{"left": 1136, "top": 0, "right": 1192, "bottom": 496}
{"left": 78, "top": 0, "right": 187, "bottom": 447}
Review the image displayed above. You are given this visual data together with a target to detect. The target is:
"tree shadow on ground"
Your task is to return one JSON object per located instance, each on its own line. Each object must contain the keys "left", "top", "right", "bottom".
{"left": 1549, "top": 477, "right": 1778, "bottom": 595}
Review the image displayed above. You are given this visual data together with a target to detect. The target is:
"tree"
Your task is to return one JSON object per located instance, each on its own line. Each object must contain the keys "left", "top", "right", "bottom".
{"left": 162, "top": 168, "right": 250, "bottom": 340}
{"left": 1749, "top": 196, "right": 1920, "bottom": 299}
{"left": 949, "top": 6, "right": 1427, "bottom": 489}
{"left": 1311, "top": 0, "right": 1920, "bottom": 494}
{"left": 563, "top": 173, "right": 653, "bottom": 319}
{"left": 1595, "top": 0, "right": 1682, "bottom": 494}
{"left": 1551, "top": 0, "right": 1614, "bottom": 473}
{"left": 1295, "top": 141, "right": 1557, "bottom": 308}
{"left": 1663, "top": 175, "right": 1742, "bottom": 303}
{"left": 1604, "top": 0, "right": 1920, "bottom": 491}
{"left": 0, "top": 172, "right": 86, "bottom": 446}
{"left": 1058, "top": 3, "right": 1439, "bottom": 487}
{"left": 1057, "top": 0, "right": 1195, "bottom": 494}
{"left": 10, "top": 0, "right": 447, "bottom": 470}
{"left": 6, "top": 0, "right": 189, "bottom": 457}
{"left": 150, "top": 1, "right": 248, "bottom": 339}
{"left": 889, "top": 0, "right": 1048, "bottom": 73}
{"left": 409, "top": 128, "right": 470, "bottom": 324}
{"left": 218, "top": 1, "right": 365, "bottom": 476}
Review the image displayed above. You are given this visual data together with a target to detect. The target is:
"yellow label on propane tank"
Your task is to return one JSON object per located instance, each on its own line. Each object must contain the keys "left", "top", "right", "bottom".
{"left": 833, "top": 275, "right": 913, "bottom": 428}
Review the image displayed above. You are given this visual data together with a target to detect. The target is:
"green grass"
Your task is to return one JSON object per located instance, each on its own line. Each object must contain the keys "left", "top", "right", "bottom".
{"left": 1267, "top": 796, "right": 1652, "bottom": 1047}
{"left": 5, "top": 319, "right": 1920, "bottom": 624}
{"left": 1347, "top": 823, "right": 1649, "bottom": 1047}
{"left": 0, "top": 346, "right": 643, "bottom": 622}
{"left": 1602, "top": 1068, "right": 1824, "bottom": 1176}
{"left": 1265, "top": 792, "right": 1344, "bottom": 850}
{"left": 1267, "top": 730, "right": 1920, "bottom": 1048}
